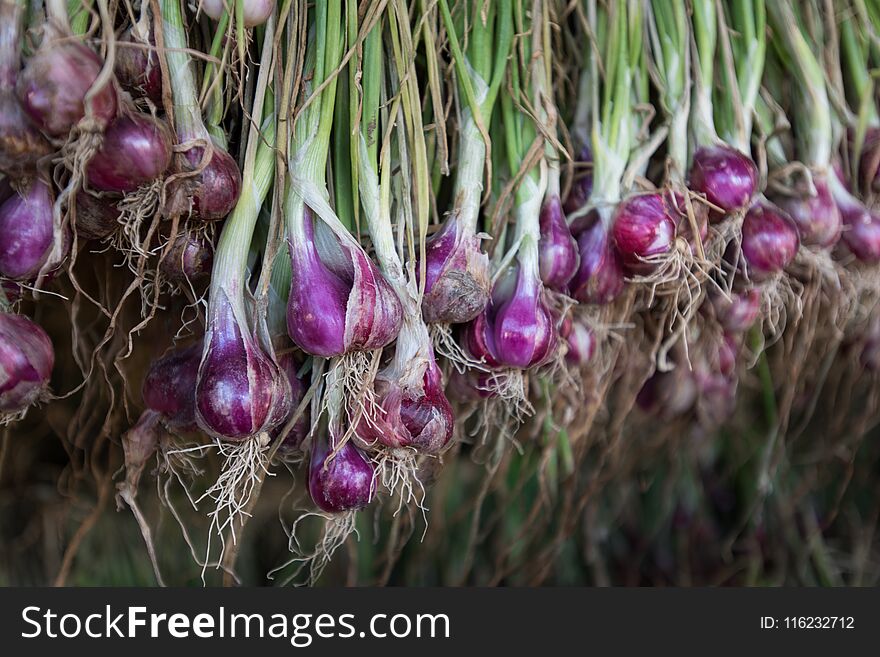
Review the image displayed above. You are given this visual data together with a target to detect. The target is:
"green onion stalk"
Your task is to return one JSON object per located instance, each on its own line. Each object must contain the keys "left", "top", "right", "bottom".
{"left": 420, "top": 0, "right": 513, "bottom": 329}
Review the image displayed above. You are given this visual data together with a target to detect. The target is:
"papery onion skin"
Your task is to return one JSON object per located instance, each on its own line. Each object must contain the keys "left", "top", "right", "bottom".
{"left": 160, "top": 231, "right": 214, "bottom": 283}
{"left": 17, "top": 39, "right": 117, "bottom": 137}
{"left": 688, "top": 144, "right": 758, "bottom": 221}
{"left": 86, "top": 114, "right": 172, "bottom": 193}
{"left": 287, "top": 208, "right": 402, "bottom": 357}
{"left": 115, "top": 27, "right": 163, "bottom": 105}
{"left": 0, "top": 312, "right": 54, "bottom": 414}
{"left": 143, "top": 341, "right": 201, "bottom": 431}
{"left": 164, "top": 144, "right": 242, "bottom": 222}
{"left": 420, "top": 216, "right": 490, "bottom": 324}
{"left": 538, "top": 195, "right": 579, "bottom": 290}
{"left": 308, "top": 431, "right": 375, "bottom": 513}
{"left": 195, "top": 293, "right": 292, "bottom": 441}
{"left": 73, "top": 191, "right": 121, "bottom": 241}
{"left": 564, "top": 319, "right": 596, "bottom": 367}
{"left": 0, "top": 178, "right": 54, "bottom": 281}
{"left": 740, "top": 199, "right": 800, "bottom": 280}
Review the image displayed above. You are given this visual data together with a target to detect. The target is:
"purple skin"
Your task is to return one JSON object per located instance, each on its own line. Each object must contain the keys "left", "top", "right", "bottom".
{"left": 143, "top": 341, "right": 201, "bottom": 430}
{"left": 287, "top": 208, "right": 402, "bottom": 357}
{"left": 664, "top": 191, "right": 708, "bottom": 252}
{"left": 740, "top": 199, "right": 800, "bottom": 280}
{"left": 688, "top": 144, "right": 758, "bottom": 222}
{"left": 360, "top": 352, "right": 454, "bottom": 454}
{"left": 538, "top": 195, "right": 580, "bottom": 290}
{"left": 711, "top": 287, "right": 761, "bottom": 334}
{"left": 165, "top": 143, "right": 242, "bottom": 222}
{"left": 636, "top": 368, "right": 698, "bottom": 419}
{"left": 0, "top": 179, "right": 54, "bottom": 281}
{"left": 16, "top": 39, "right": 117, "bottom": 137}
{"left": 160, "top": 231, "right": 214, "bottom": 283}
{"left": 73, "top": 191, "right": 121, "bottom": 240}
{"left": 195, "top": 292, "right": 292, "bottom": 440}
{"left": 841, "top": 211, "right": 880, "bottom": 264}
{"left": 562, "top": 146, "right": 593, "bottom": 215}
{"left": 612, "top": 193, "right": 676, "bottom": 274}
{"left": 564, "top": 320, "right": 595, "bottom": 367}
{"left": 0, "top": 3, "right": 52, "bottom": 176}
{"left": 774, "top": 176, "right": 841, "bottom": 248}
{"left": 273, "top": 351, "right": 310, "bottom": 451}
{"left": 446, "top": 368, "right": 497, "bottom": 402}
{"left": 463, "top": 263, "right": 557, "bottom": 369}
{"left": 115, "top": 28, "right": 163, "bottom": 105}
{"left": 0, "top": 312, "right": 54, "bottom": 413}
{"left": 308, "top": 431, "right": 375, "bottom": 513}
{"left": 86, "top": 114, "right": 172, "bottom": 193}
{"left": 570, "top": 211, "right": 626, "bottom": 304}
{"left": 420, "top": 216, "right": 490, "bottom": 324}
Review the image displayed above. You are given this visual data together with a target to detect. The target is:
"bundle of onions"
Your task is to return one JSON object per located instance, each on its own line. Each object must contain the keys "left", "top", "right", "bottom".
{"left": 161, "top": 0, "right": 241, "bottom": 222}
{"left": 570, "top": 1, "right": 639, "bottom": 304}
{"left": 421, "top": 0, "right": 513, "bottom": 326}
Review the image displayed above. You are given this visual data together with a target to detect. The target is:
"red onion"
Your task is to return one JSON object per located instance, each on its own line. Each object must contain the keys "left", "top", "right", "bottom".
{"left": 740, "top": 199, "right": 799, "bottom": 280}
{"left": 570, "top": 210, "right": 626, "bottom": 304}
{"left": 463, "top": 254, "right": 557, "bottom": 370}
{"left": 115, "top": 26, "right": 163, "bottom": 105}
{"left": 165, "top": 143, "right": 242, "bottom": 222}
{"left": 73, "top": 191, "right": 121, "bottom": 241}
{"left": 308, "top": 430, "right": 375, "bottom": 513}
{"left": 160, "top": 231, "right": 214, "bottom": 283}
{"left": 143, "top": 341, "right": 201, "bottom": 431}
{"left": 664, "top": 191, "right": 708, "bottom": 252}
{"left": 612, "top": 193, "right": 676, "bottom": 273}
{"left": 16, "top": 36, "right": 117, "bottom": 137}
{"left": 688, "top": 144, "right": 758, "bottom": 222}
{"left": 829, "top": 170, "right": 880, "bottom": 264}
{"left": 0, "top": 311, "right": 54, "bottom": 415}
{"left": 201, "top": 0, "right": 276, "bottom": 28}
{"left": 0, "top": 178, "right": 54, "bottom": 280}
{"left": 636, "top": 368, "right": 698, "bottom": 419}
{"left": 86, "top": 113, "right": 172, "bottom": 193}
{"left": 774, "top": 174, "right": 841, "bottom": 248}
{"left": 711, "top": 287, "right": 761, "bottom": 334}
{"left": 287, "top": 207, "right": 402, "bottom": 357}
{"left": 420, "top": 215, "right": 491, "bottom": 324}
{"left": 0, "top": 2, "right": 51, "bottom": 176}
{"left": 195, "top": 292, "right": 292, "bottom": 440}
{"left": 538, "top": 195, "right": 579, "bottom": 290}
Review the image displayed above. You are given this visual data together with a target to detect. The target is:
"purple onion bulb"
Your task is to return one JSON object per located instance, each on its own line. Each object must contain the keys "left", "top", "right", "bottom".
{"left": 308, "top": 431, "right": 375, "bottom": 513}
{"left": 165, "top": 143, "right": 242, "bottom": 222}
{"left": 195, "top": 293, "right": 292, "bottom": 440}
{"left": 569, "top": 210, "right": 626, "bottom": 304}
{"left": 143, "top": 341, "right": 201, "bottom": 431}
{"left": 538, "top": 195, "right": 579, "bottom": 290}
{"left": 201, "top": 0, "right": 276, "bottom": 27}
{"left": 688, "top": 144, "right": 758, "bottom": 222}
{"left": 115, "top": 26, "right": 163, "bottom": 105}
{"left": 0, "top": 178, "right": 54, "bottom": 281}
{"left": 17, "top": 38, "right": 117, "bottom": 137}
{"left": 740, "top": 199, "right": 800, "bottom": 280}
{"left": 420, "top": 216, "right": 491, "bottom": 324}
{"left": 774, "top": 174, "right": 841, "bottom": 248}
{"left": 160, "top": 230, "right": 214, "bottom": 283}
{"left": 612, "top": 193, "right": 676, "bottom": 273}
{"left": 0, "top": 312, "right": 54, "bottom": 414}
{"left": 86, "top": 113, "right": 172, "bottom": 193}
